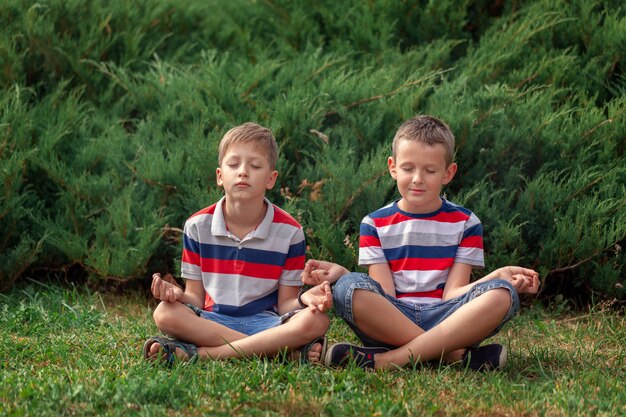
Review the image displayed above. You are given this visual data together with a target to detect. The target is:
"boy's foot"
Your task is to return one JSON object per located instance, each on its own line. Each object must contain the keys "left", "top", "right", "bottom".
{"left": 295, "top": 336, "right": 328, "bottom": 364}
{"left": 324, "top": 343, "right": 389, "bottom": 369}
{"left": 142, "top": 336, "right": 198, "bottom": 367}
{"left": 461, "top": 343, "right": 507, "bottom": 371}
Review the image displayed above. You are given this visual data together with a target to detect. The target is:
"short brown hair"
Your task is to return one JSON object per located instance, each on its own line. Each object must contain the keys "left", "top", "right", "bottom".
{"left": 218, "top": 122, "right": 278, "bottom": 169}
{"left": 392, "top": 115, "right": 455, "bottom": 166}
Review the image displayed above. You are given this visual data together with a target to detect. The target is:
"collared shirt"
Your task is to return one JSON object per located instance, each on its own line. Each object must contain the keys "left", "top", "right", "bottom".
{"left": 181, "top": 197, "right": 305, "bottom": 316}
{"left": 359, "top": 198, "right": 484, "bottom": 305}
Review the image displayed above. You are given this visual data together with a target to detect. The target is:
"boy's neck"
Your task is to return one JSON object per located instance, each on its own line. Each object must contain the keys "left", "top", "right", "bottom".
{"left": 397, "top": 197, "right": 443, "bottom": 214}
{"left": 222, "top": 196, "right": 268, "bottom": 240}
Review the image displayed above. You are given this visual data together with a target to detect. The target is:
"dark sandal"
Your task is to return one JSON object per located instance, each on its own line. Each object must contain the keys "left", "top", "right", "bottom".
{"left": 299, "top": 335, "right": 328, "bottom": 364}
{"left": 142, "top": 336, "right": 198, "bottom": 367}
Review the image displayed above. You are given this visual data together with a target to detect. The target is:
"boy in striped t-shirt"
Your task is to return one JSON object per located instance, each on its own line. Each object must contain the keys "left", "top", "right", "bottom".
{"left": 143, "top": 123, "right": 332, "bottom": 365}
{"left": 303, "top": 115, "right": 539, "bottom": 371}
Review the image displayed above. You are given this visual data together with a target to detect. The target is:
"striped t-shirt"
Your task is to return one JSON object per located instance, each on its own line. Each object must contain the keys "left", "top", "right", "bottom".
{"left": 359, "top": 199, "right": 484, "bottom": 305}
{"left": 181, "top": 197, "right": 305, "bottom": 316}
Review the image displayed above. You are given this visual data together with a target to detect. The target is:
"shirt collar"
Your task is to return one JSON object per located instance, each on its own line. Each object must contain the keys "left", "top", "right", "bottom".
{"left": 211, "top": 196, "right": 274, "bottom": 240}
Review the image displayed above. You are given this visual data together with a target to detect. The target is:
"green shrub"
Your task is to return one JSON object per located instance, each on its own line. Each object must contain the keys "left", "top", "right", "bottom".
{"left": 0, "top": 0, "right": 624, "bottom": 302}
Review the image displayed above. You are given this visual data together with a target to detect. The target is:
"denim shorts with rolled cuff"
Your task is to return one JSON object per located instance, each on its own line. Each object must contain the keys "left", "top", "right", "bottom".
{"left": 332, "top": 272, "right": 520, "bottom": 348}
{"left": 186, "top": 307, "right": 283, "bottom": 336}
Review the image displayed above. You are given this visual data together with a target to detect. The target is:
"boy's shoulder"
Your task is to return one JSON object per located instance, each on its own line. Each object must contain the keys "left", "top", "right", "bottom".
{"left": 439, "top": 199, "right": 480, "bottom": 222}
{"left": 363, "top": 199, "right": 479, "bottom": 225}
{"left": 364, "top": 201, "right": 397, "bottom": 220}
{"left": 186, "top": 202, "right": 218, "bottom": 222}
{"left": 441, "top": 198, "right": 473, "bottom": 213}
{"left": 270, "top": 203, "right": 302, "bottom": 229}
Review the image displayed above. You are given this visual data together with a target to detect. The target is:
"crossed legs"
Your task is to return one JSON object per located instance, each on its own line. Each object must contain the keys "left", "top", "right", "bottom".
{"left": 332, "top": 270, "right": 515, "bottom": 370}
{"left": 146, "top": 301, "right": 329, "bottom": 362}
{"left": 350, "top": 287, "right": 511, "bottom": 369}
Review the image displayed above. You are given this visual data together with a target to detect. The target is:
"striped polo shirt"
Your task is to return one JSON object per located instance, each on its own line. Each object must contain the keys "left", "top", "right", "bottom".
{"left": 181, "top": 196, "right": 305, "bottom": 316}
{"left": 359, "top": 199, "right": 484, "bottom": 305}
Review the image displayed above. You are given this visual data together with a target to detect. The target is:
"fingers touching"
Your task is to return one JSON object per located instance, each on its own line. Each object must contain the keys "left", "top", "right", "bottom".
{"left": 151, "top": 273, "right": 182, "bottom": 302}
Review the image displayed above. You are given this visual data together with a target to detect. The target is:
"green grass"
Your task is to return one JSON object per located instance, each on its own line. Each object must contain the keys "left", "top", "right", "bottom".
{"left": 1, "top": 281, "right": 624, "bottom": 416}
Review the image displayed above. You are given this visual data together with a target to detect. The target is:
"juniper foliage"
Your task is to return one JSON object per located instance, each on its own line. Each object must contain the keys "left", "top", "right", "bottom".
{"left": 0, "top": 0, "right": 624, "bottom": 301}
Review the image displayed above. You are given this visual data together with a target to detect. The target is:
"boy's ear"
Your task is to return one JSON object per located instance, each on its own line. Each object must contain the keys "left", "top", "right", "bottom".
{"left": 443, "top": 162, "right": 458, "bottom": 185}
{"left": 387, "top": 156, "right": 397, "bottom": 179}
{"left": 265, "top": 170, "right": 278, "bottom": 189}
{"left": 216, "top": 167, "right": 223, "bottom": 187}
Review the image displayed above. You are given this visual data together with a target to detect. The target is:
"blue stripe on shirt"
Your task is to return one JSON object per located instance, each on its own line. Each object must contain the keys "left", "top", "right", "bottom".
{"left": 463, "top": 223, "right": 483, "bottom": 238}
{"left": 384, "top": 245, "right": 458, "bottom": 261}
{"left": 211, "top": 290, "right": 278, "bottom": 316}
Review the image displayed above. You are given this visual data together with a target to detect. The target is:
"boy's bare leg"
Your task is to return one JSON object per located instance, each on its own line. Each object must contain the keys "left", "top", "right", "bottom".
{"left": 197, "top": 308, "right": 329, "bottom": 360}
{"left": 370, "top": 288, "right": 511, "bottom": 370}
{"left": 147, "top": 301, "right": 329, "bottom": 362}
{"left": 152, "top": 300, "right": 249, "bottom": 345}
{"left": 146, "top": 300, "right": 248, "bottom": 361}
{"left": 352, "top": 289, "right": 424, "bottom": 343}
{"left": 351, "top": 289, "right": 466, "bottom": 362}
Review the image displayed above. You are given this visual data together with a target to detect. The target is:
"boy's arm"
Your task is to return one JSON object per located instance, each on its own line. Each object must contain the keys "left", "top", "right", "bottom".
{"left": 481, "top": 266, "right": 540, "bottom": 294}
{"left": 277, "top": 282, "right": 332, "bottom": 315}
{"left": 442, "top": 264, "right": 541, "bottom": 299}
{"left": 368, "top": 263, "right": 396, "bottom": 297}
{"left": 151, "top": 273, "right": 205, "bottom": 308}
{"left": 277, "top": 284, "right": 301, "bottom": 315}
{"left": 301, "top": 259, "right": 349, "bottom": 286}
{"left": 441, "top": 263, "right": 474, "bottom": 300}
{"left": 180, "top": 279, "right": 207, "bottom": 308}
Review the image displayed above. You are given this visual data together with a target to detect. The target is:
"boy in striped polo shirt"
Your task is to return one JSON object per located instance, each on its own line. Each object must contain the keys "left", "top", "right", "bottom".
{"left": 143, "top": 123, "right": 332, "bottom": 365}
{"left": 302, "top": 115, "right": 539, "bottom": 371}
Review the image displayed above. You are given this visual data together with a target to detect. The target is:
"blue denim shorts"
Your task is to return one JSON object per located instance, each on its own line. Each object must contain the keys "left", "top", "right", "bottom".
{"left": 332, "top": 272, "right": 520, "bottom": 348}
{"left": 197, "top": 309, "right": 282, "bottom": 336}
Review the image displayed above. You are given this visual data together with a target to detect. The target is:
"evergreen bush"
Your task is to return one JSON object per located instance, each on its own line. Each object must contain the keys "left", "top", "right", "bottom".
{"left": 1, "top": 0, "right": 624, "bottom": 302}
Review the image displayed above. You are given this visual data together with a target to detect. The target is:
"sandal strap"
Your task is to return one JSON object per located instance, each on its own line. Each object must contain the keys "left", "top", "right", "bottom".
{"left": 299, "top": 335, "right": 328, "bottom": 364}
{"left": 144, "top": 336, "right": 198, "bottom": 367}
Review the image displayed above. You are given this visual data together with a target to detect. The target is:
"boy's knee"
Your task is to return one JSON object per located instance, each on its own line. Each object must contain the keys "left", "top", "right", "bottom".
{"left": 332, "top": 272, "right": 371, "bottom": 304}
{"left": 297, "top": 309, "right": 330, "bottom": 338}
{"left": 332, "top": 272, "right": 383, "bottom": 324}
{"left": 489, "top": 288, "right": 513, "bottom": 310}
{"left": 152, "top": 301, "right": 178, "bottom": 332}
{"left": 314, "top": 312, "right": 330, "bottom": 336}
{"left": 483, "top": 279, "right": 520, "bottom": 316}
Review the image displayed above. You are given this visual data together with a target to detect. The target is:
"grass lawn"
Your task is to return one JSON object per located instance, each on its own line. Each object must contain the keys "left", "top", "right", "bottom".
{"left": 1, "top": 280, "right": 624, "bottom": 416}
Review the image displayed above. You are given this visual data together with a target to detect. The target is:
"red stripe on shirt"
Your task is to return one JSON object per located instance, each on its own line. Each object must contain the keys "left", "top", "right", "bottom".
{"left": 182, "top": 248, "right": 200, "bottom": 265}
{"left": 397, "top": 288, "right": 444, "bottom": 299}
{"left": 188, "top": 204, "right": 216, "bottom": 219}
{"left": 272, "top": 205, "right": 301, "bottom": 228}
{"left": 201, "top": 259, "right": 282, "bottom": 280}
{"left": 372, "top": 213, "right": 412, "bottom": 227}
{"left": 431, "top": 211, "right": 470, "bottom": 223}
{"left": 284, "top": 255, "right": 305, "bottom": 271}
{"left": 373, "top": 210, "right": 470, "bottom": 227}
{"left": 204, "top": 294, "right": 215, "bottom": 311}
{"left": 359, "top": 234, "right": 381, "bottom": 248}
{"left": 459, "top": 235, "right": 483, "bottom": 248}
{"left": 388, "top": 257, "right": 454, "bottom": 272}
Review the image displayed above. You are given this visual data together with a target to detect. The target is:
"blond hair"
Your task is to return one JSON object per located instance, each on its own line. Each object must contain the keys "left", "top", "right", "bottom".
{"left": 392, "top": 115, "right": 455, "bottom": 166}
{"left": 218, "top": 122, "right": 278, "bottom": 169}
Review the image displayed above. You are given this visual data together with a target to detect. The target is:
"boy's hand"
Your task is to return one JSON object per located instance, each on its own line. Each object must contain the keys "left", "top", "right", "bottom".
{"left": 300, "top": 281, "right": 333, "bottom": 313}
{"left": 511, "top": 273, "right": 540, "bottom": 294}
{"left": 302, "top": 259, "right": 349, "bottom": 286}
{"left": 151, "top": 273, "right": 184, "bottom": 302}
{"left": 490, "top": 266, "right": 540, "bottom": 294}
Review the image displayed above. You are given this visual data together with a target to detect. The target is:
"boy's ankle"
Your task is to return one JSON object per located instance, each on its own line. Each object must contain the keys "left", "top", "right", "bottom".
{"left": 324, "top": 343, "right": 389, "bottom": 369}
{"left": 461, "top": 344, "right": 507, "bottom": 371}
{"left": 442, "top": 349, "right": 465, "bottom": 363}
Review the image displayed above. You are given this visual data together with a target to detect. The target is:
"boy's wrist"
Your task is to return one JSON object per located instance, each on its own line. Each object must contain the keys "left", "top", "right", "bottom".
{"left": 297, "top": 286, "right": 310, "bottom": 308}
